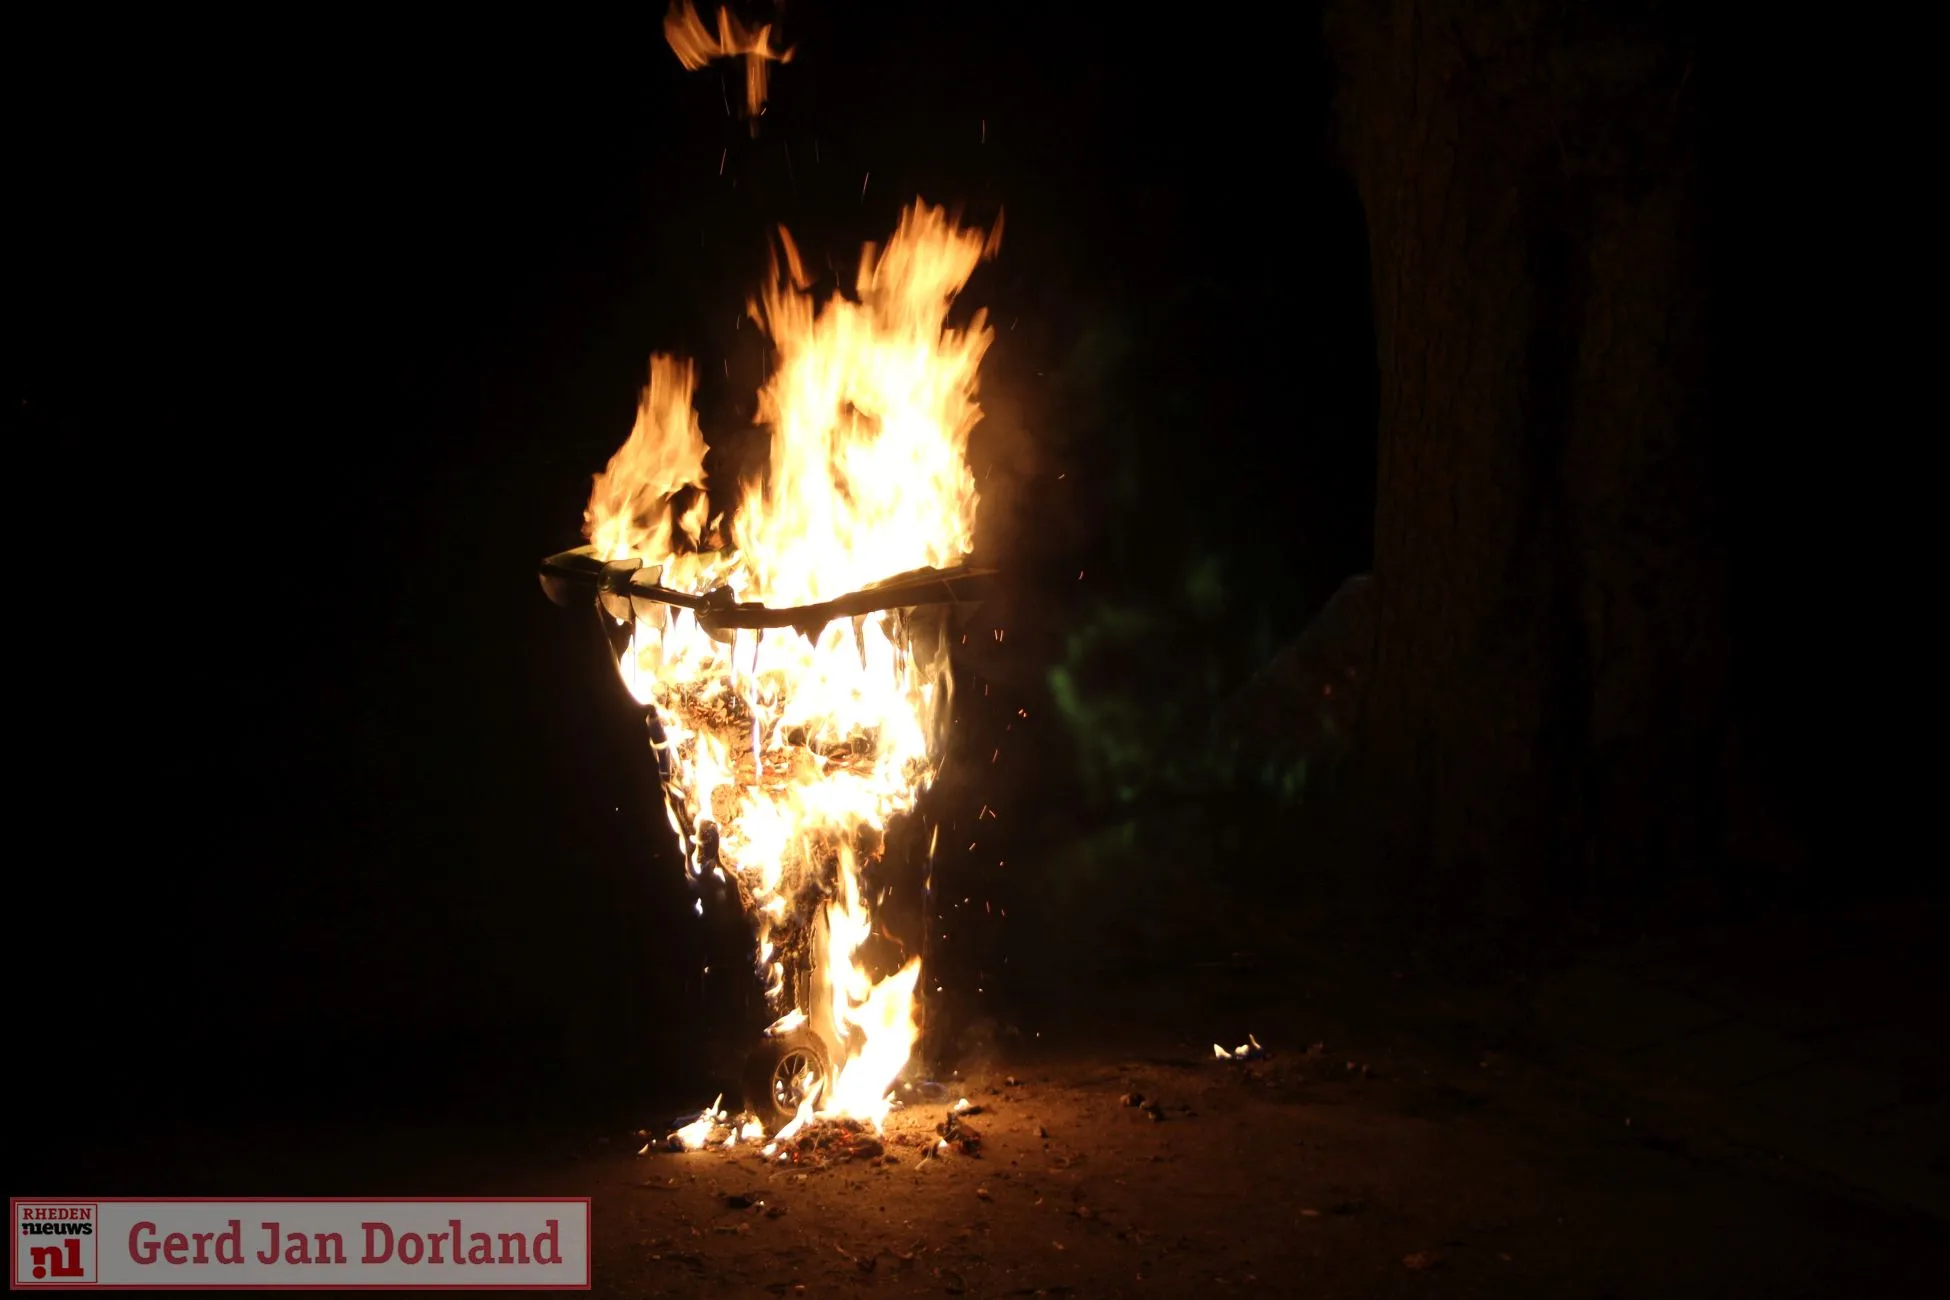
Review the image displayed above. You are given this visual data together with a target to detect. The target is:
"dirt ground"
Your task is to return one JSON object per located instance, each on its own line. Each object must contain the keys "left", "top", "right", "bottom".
{"left": 47, "top": 943, "right": 1948, "bottom": 1298}
{"left": 536, "top": 1040, "right": 1945, "bottom": 1299}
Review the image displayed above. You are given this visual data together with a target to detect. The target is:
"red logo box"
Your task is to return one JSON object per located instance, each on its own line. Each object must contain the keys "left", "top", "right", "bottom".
{"left": 13, "top": 1202, "right": 99, "bottom": 1286}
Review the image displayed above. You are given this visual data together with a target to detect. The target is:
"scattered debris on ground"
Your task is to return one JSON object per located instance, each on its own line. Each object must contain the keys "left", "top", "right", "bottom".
{"left": 935, "top": 1106, "right": 984, "bottom": 1158}
{"left": 1213, "top": 1033, "right": 1268, "bottom": 1061}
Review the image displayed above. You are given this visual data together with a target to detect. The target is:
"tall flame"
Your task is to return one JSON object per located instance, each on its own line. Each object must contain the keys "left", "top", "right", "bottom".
{"left": 585, "top": 201, "right": 999, "bottom": 1133}
{"left": 586, "top": 354, "right": 710, "bottom": 563}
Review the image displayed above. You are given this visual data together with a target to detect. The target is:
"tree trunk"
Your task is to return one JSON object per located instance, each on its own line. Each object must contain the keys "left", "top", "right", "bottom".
{"left": 1329, "top": 1, "right": 1726, "bottom": 924}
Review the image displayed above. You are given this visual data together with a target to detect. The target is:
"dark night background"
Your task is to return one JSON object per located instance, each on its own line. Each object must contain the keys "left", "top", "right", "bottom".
{"left": 10, "top": 0, "right": 1923, "bottom": 1195}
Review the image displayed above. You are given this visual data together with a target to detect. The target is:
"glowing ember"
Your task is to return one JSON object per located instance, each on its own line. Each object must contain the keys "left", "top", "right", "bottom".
{"left": 583, "top": 197, "right": 1000, "bottom": 1146}
{"left": 1213, "top": 1034, "right": 1267, "bottom": 1061}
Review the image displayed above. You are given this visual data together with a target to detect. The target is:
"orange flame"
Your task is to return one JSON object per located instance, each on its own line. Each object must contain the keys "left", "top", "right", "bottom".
{"left": 586, "top": 355, "right": 710, "bottom": 564}
{"left": 663, "top": 0, "right": 794, "bottom": 126}
{"left": 585, "top": 202, "right": 1000, "bottom": 1135}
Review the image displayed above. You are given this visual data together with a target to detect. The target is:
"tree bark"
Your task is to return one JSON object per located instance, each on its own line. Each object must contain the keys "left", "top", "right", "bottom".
{"left": 1329, "top": 0, "right": 1725, "bottom": 923}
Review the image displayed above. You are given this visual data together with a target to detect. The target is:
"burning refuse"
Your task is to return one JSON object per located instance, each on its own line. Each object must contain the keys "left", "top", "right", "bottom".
{"left": 537, "top": 0, "right": 1010, "bottom": 1156}
{"left": 543, "top": 178, "right": 1003, "bottom": 1147}
{"left": 1213, "top": 1035, "right": 1267, "bottom": 1062}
